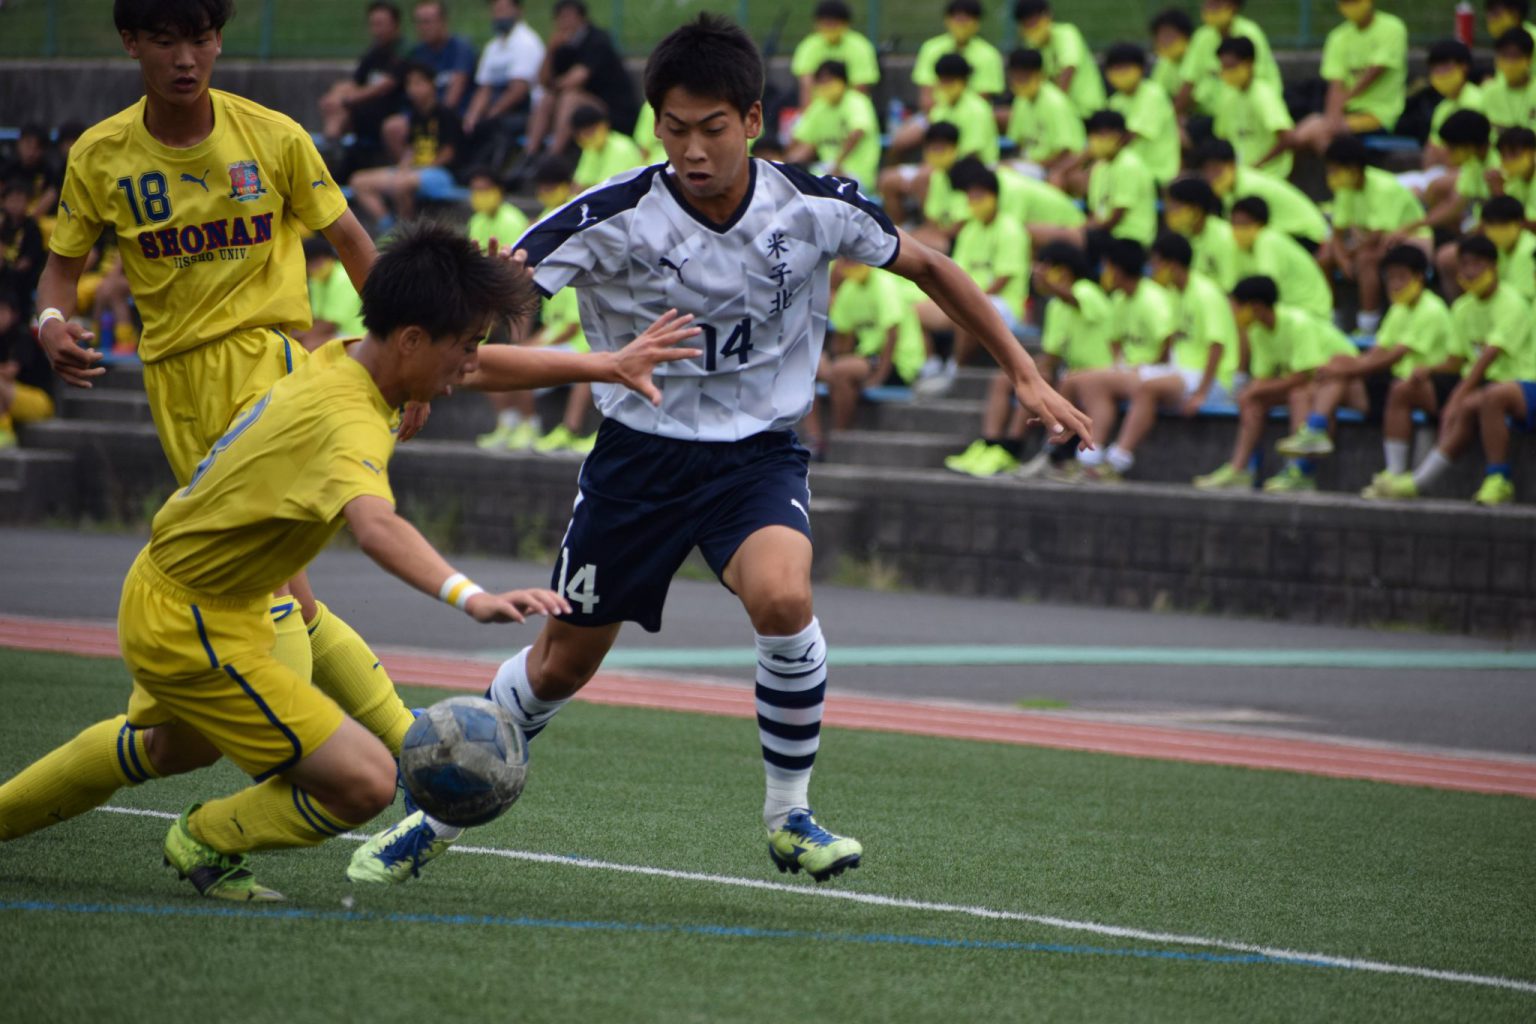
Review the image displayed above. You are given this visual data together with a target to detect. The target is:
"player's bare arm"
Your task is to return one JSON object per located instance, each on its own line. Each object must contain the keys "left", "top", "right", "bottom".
{"left": 35, "top": 251, "right": 103, "bottom": 388}
{"left": 344, "top": 495, "right": 571, "bottom": 624}
{"left": 887, "top": 229, "right": 1093, "bottom": 444}
{"left": 322, "top": 210, "right": 380, "bottom": 292}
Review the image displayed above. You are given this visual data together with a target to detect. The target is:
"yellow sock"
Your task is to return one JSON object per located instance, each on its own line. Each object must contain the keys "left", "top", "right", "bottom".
{"left": 189, "top": 778, "right": 363, "bottom": 854}
{"left": 0, "top": 715, "right": 157, "bottom": 841}
{"left": 270, "top": 597, "right": 313, "bottom": 682}
{"left": 307, "top": 601, "right": 414, "bottom": 756}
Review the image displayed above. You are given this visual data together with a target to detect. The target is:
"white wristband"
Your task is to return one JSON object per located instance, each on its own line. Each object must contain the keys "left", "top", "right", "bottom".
{"left": 37, "top": 308, "right": 66, "bottom": 332}
{"left": 438, "top": 572, "right": 485, "bottom": 611}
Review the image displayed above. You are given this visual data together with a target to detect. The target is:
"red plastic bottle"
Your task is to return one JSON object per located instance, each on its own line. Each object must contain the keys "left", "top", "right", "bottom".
{"left": 1455, "top": 1, "right": 1476, "bottom": 45}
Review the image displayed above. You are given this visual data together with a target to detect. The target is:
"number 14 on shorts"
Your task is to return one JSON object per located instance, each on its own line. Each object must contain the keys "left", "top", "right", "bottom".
{"left": 557, "top": 548, "right": 600, "bottom": 614}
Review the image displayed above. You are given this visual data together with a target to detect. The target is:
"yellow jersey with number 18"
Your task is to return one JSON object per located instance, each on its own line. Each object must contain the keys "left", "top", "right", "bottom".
{"left": 50, "top": 89, "right": 349, "bottom": 364}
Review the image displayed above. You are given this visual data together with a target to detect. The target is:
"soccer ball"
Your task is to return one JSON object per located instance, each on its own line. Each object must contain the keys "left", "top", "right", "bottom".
{"left": 399, "top": 697, "right": 528, "bottom": 827}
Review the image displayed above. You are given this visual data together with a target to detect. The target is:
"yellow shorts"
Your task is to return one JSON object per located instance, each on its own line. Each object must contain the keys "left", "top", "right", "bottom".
{"left": 143, "top": 327, "right": 307, "bottom": 485}
{"left": 7, "top": 382, "right": 55, "bottom": 423}
{"left": 119, "top": 551, "right": 343, "bottom": 780}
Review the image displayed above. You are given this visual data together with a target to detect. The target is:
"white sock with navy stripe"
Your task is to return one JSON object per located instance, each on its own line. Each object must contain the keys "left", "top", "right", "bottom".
{"left": 755, "top": 617, "right": 827, "bottom": 833}
{"left": 487, "top": 646, "right": 568, "bottom": 741}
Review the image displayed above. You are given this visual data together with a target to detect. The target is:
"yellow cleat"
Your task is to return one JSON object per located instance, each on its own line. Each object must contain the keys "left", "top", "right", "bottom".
{"left": 768, "top": 810, "right": 862, "bottom": 883}
{"left": 163, "top": 805, "right": 284, "bottom": 902}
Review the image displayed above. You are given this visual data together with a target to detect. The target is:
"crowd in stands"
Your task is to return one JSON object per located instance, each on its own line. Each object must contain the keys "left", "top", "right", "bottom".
{"left": 4, "top": 0, "right": 1536, "bottom": 506}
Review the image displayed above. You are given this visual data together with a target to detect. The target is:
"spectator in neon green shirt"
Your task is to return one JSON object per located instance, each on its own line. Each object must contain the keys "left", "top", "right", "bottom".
{"left": 571, "top": 104, "right": 644, "bottom": 191}
{"left": 944, "top": 165, "right": 1031, "bottom": 364}
{"left": 949, "top": 154, "right": 1083, "bottom": 248}
{"left": 1417, "top": 110, "right": 1496, "bottom": 296}
{"left": 790, "top": 1, "right": 880, "bottom": 108}
{"left": 787, "top": 61, "right": 881, "bottom": 193}
{"left": 1423, "top": 39, "right": 1484, "bottom": 168}
{"left": 1148, "top": 8, "right": 1195, "bottom": 104}
{"left": 1485, "top": 0, "right": 1536, "bottom": 44}
{"left": 913, "top": 0, "right": 1005, "bottom": 106}
{"left": 1004, "top": 47, "right": 1083, "bottom": 182}
{"left": 1084, "top": 110, "right": 1158, "bottom": 247}
{"left": 1104, "top": 43, "right": 1180, "bottom": 186}
{"left": 1212, "top": 35, "right": 1294, "bottom": 180}
{"left": 891, "top": 53, "right": 999, "bottom": 163}
{"left": 1286, "top": 0, "right": 1408, "bottom": 157}
{"left": 629, "top": 103, "right": 658, "bottom": 164}
{"left": 1229, "top": 196, "right": 1333, "bottom": 318}
{"left": 1198, "top": 139, "right": 1328, "bottom": 246}
{"left": 1485, "top": 28, "right": 1536, "bottom": 132}
{"left": 1490, "top": 127, "right": 1536, "bottom": 221}
{"left": 1176, "top": 0, "right": 1281, "bottom": 117}
{"left": 1482, "top": 196, "right": 1536, "bottom": 300}
{"left": 878, "top": 122, "right": 969, "bottom": 251}
{"left": 299, "top": 236, "right": 365, "bottom": 350}
{"left": 1165, "top": 177, "right": 1240, "bottom": 290}
{"left": 465, "top": 167, "right": 530, "bottom": 253}
{"left": 1014, "top": 0, "right": 1104, "bottom": 117}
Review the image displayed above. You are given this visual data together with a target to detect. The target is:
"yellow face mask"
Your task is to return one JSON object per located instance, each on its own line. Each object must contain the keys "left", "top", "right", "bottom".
{"left": 841, "top": 261, "right": 871, "bottom": 284}
{"left": 924, "top": 145, "right": 958, "bottom": 171}
{"left": 1484, "top": 222, "right": 1523, "bottom": 251}
{"left": 935, "top": 80, "right": 965, "bottom": 105}
{"left": 1099, "top": 268, "right": 1118, "bottom": 293}
{"left": 1106, "top": 66, "right": 1143, "bottom": 94}
{"left": 1165, "top": 205, "right": 1199, "bottom": 235}
{"left": 469, "top": 187, "right": 503, "bottom": 215}
{"left": 1231, "top": 223, "right": 1260, "bottom": 250}
{"left": 1043, "top": 266, "right": 1072, "bottom": 289}
{"left": 1218, "top": 64, "right": 1253, "bottom": 89}
{"left": 1201, "top": 4, "right": 1235, "bottom": 31}
{"left": 1457, "top": 268, "right": 1498, "bottom": 296}
{"left": 1209, "top": 164, "right": 1237, "bottom": 195}
{"left": 576, "top": 125, "right": 609, "bottom": 152}
{"left": 968, "top": 194, "right": 998, "bottom": 222}
{"left": 1337, "top": 0, "right": 1372, "bottom": 26}
{"left": 536, "top": 184, "right": 572, "bottom": 211}
{"left": 1496, "top": 56, "right": 1532, "bottom": 85}
{"left": 1388, "top": 278, "right": 1424, "bottom": 307}
{"left": 1151, "top": 264, "right": 1177, "bottom": 287}
{"left": 946, "top": 15, "right": 980, "bottom": 43}
{"left": 1326, "top": 167, "right": 1360, "bottom": 193}
{"left": 1429, "top": 69, "right": 1467, "bottom": 97}
{"left": 817, "top": 24, "right": 846, "bottom": 45}
{"left": 1021, "top": 17, "right": 1052, "bottom": 47}
{"left": 1233, "top": 304, "right": 1256, "bottom": 329}
{"left": 1448, "top": 144, "right": 1478, "bottom": 167}
{"left": 1488, "top": 11, "right": 1520, "bottom": 37}
{"left": 1501, "top": 150, "right": 1536, "bottom": 179}
{"left": 814, "top": 80, "right": 847, "bottom": 105}
{"left": 1155, "top": 38, "right": 1188, "bottom": 63}
{"left": 1011, "top": 73, "right": 1042, "bottom": 100}
{"left": 1087, "top": 133, "right": 1119, "bottom": 160}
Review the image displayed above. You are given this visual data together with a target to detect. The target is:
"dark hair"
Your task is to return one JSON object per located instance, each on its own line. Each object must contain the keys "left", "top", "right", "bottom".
{"left": 1482, "top": 195, "right": 1526, "bottom": 223}
{"left": 1494, "top": 27, "right": 1534, "bottom": 56}
{"left": 0, "top": 177, "right": 31, "bottom": 199}
{"left": 1104, "top": 43, "right": 1145, "bottom": 69}
{"left": 1487, "top": 0, "right": 1530, "bottom": 14}
{"left": 18, "top": 123, "right": 47, "bottom": 144}
{"left": 1150, "top": 231, "right": 1193, "bottom": 267}
{"left": 1231, "top": 195, "right": 1270, "bottom": 224}
{"left": 1085, "top": 110, "right": 1127, "bottom": 133}
{"left": 813, "top": 0, "right": 852, "bottom": 21}
{"left": 367, "top": 1, "right": 401, "bottom": 23}
{"left": 553, "top": 0, "right": 587, "bottom": 17}
{"left": 463, "top": 164, "right": 499, "bottom": 184}
{"left": 1038, "top": 240, "right": 1088, "bottom": 278}
{"left": 1458, "top": 233, "right": 1498, "bottom": 261}
{"left": 815, "top": 60, "right": 849, "bottom": 81}
{"left": 1426, "top": 38, "right": 1473, "bottom": 67}
{"left": 934, "top": 53, "right": 973, "bottom": 80}
{"left": 924, "top": 120, "right": 962, "bottom": 145}
{"left": 1232, "top": 275, "right": 1278, "bottom": 305}
{"left": 532, "top": 153, "right": 576, "bottom": 187}
{"left": 1008, "top": 48, "right": 1044, "bottom": 72}
{"left": 361, "top": 220, "right": 536, "bottom": 340}
{"left": 949, "top": 155, "right": 999, "bottom": 194}
{"left": 402, "top": 59, "right": 437, "bottom": 83}
{"left": 1196, "top": 137, "right": 1237, "bottom": 165}
{"left": 57, "top": 120, "right": 86, "bottom": 141}
{"left": 1440, "top": 109, "right": 1493, "bottom": 147}
{"left": 947, "top": 0, "right": 984, "bottom": 17}
{"left": 644, "top": 14, "right": 764, "bottom": 117}
{"left": 1324, "top": 134, "right": 1369, "bottom": 169}
{"left": 1103, "top": 238, "right": 1146, "bottom": 277}
{"left": 1216, "top": 35, "right": 1256, "bottom": 62}
{"left": 1498, "top": 125, "right": 1536, "bottom": 151}
{"left": 1167, "top": 176, "right": 1221, "bottom": 214}
{"left": 569, "top": 104, "right": 608, "bottom": 131}
{"left": 114, "top": 0, "right": 232, "bottom": 35}
{"left": 1014, "top": 0, "right": 1049, "bottom": 20}
{"left": 1149, "top": 8, "right": 1193, "bottom": 36}
{"left": 1382, "top": 244, "right": 1429, "bottom": 276}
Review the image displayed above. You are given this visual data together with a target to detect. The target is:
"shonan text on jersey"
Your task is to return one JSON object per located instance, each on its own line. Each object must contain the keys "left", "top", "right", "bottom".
{"left": 518, "top": 161, "right": 899, "bottom": 441}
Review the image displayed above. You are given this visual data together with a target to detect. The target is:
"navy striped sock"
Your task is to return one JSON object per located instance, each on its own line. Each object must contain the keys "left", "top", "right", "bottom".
{"left": 755, "top": 617, "right": 827, "bottom": 831}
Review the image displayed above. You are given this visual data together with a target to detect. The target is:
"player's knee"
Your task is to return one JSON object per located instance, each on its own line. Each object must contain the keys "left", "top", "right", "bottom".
{"left": 322, "top": 759, "right": 396, "bottom": 823}
{"left": 750, "top": 588, "right": 814, "bottom": 636}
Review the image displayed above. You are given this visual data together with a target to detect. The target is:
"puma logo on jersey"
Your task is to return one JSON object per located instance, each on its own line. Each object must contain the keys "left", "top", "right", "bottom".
{"left": 576, "top": 203, "right": 597, "bottom": 228}
{"left": 790, "top": 498, "right": 809, "bottom": 522}
{"left": 312, "top": 178, "right": 328, "bottom": 189}
{"left": 181, "top": 169, "right": 211, "bottom": 192}
{"left": 658, "top": 256, "right": 688, "bottom": 283}
{"left": 834, "top": 178, "right": 856, "bottom": 195}
{"left": 59, "top": 200, "right": 73, "bottom": 219}
{"left": 361, "top": 459, "right": 383, "bottom": 475}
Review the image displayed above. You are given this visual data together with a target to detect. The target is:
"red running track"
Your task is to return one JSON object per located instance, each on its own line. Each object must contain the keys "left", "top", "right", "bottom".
{"left": 3, "top": 614, "right": 1533, "bottom": 800}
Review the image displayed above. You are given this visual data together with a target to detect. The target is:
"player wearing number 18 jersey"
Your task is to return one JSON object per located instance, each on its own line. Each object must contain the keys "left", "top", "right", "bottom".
{"left": 356, "top": 15, "right": 1092, "bottom": 884}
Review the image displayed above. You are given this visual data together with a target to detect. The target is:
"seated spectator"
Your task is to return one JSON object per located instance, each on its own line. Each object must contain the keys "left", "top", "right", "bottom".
{"left": 1104, "top": 43, "right": 1179, "bottom": 186}
{"left": 571, "top": 105, "right": 644, "bottom": 191}
{"left": 1211, "top": 35, "right": 1294, "bottom": 180}
{"left": 1278, "top": 245, "right": 1459, "bottom": 467}
{"left": 523, "top": 0, "right": 639, "bottom": 164}
{"left": 1059, "top": 111, "right": 1157, "bottom": 254}
{"left": 1488, "top": 0, "right": 1536, "bottom": 38}
{"left": 382, "top": 1, "right": 477, "bottom": 161}
{"left": 1488, "top": 126, "right": 1536, "bottom": 222}
{"left": 788, "top": 61, "right": 881, "bottom": 195}
{"left": 1421, "top": 39, "right": 1483, "bottom": 171}
{"left": 319, "top": 1, "right": 406, "bottom": 167}
{"left": 1286, "top": 0, "right": 1408, "bottom": 156}
{"left": 790, "top": 1, "right": 880, "bottom": 108}
{"left": 955, "top": 157, "right": 1085, "bottom": 246}
{"left": 878, "top": 122, "right": 967, "bottom": 249}
{"left": 1423, "top": 110, "right": 1496, "bottom": 294}
{"left": 349, "top": 61, "right": 465, "bottom": 228}
{"left": 1192, "top": 276, "right": 1361, "bottom": 491}
{"left": 0, "top": 125, "right": 62, "bottom": 224}
{"left": 1198, "top": 139, "right": 1328, "bottom": 247}
{"left": 1364, "top": 234, "right": 1527, "bottom": 502}
{"left": 913, "top": 0, "right": 1005, "bottom": 109}
{"left": 1484, "top": 28, "right": 1536, "bottom": 133}
{"left": 891, "top": 54, "right": 997, "bottom": 163}
{"left": 527, "top": 280, "right": 598, "bottom": 456}
{"left": 1176, "top": 0, "right": 1281, "bottom": 118}
{"left": 1003, "top": 49, "right": 1083, "bottom": 185}
{"left": 0, "top": 178, "right": 45, "bottom": 317}
{"left": 1148, "top": 8, "right": 1195, "bottom": 104}
{"left": 298, "top": 236, "right": 365, "bottom": 351}
{"left": 1229, "top": 196, "right": 1334, "bottom": 318}
{"left": 1165, "top": 177, "right": 1239, "bottom": 289}
{"left": 466, "top": 166, "right": 530, "bottom": 251}
{"left": 629, "top": 103, "right": 659, "bottom": 165}
{"left": 1317, "top": 134, "right": 1429, "bottom": 332}
{"left": 0, "top": 286, "right": 54, "bottom": 450}
{"left": 461, "top": 0, "right": 546, "bottom": 171}
{"left": 1482, "top": 196, "right": 1536, "bottom": 298}
{"left": 74, "top": 241, "right": 137, "bottom": 353}
{"left": 1013, "top": 0, "right": 1103, "bottom": 117}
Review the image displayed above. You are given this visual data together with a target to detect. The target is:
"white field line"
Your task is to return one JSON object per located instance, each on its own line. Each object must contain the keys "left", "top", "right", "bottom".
{"left": 92, "top": 805, "right": 1535, "bottom": 995}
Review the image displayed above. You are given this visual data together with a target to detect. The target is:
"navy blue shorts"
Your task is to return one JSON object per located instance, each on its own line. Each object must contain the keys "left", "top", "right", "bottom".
{"left": 1518, "top": 382, "right": 1536, "bottom": 432}
{"left": 551, "top": 420, "right": 813, "bottom": 633}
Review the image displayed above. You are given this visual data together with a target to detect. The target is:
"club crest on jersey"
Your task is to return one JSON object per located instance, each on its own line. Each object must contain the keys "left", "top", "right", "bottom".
{"left": 226, "top": 160, "right": 268, "bottom": 202}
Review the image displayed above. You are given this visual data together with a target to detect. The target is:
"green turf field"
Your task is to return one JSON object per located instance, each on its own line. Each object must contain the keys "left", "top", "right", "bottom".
{"left": 2, "top": 649, "right": 1533, "bottom": 1022}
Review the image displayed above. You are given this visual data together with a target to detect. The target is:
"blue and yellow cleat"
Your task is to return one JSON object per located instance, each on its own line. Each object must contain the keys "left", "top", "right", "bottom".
{"left": 163, "top": 805, "right": 284, "bottom": 902}
{"left": 768, "top": 809, "right": 862, "bottom": 882}
{"left": 347, "top": 810, "right": 457, "bottom": 884}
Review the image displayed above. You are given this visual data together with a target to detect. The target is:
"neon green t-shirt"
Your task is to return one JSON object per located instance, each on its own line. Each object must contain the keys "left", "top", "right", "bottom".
{"left": 922, "top": 168, "right": 968, "bottom": 229}
{"left": 790, "top": 30, "right": 881, "bottom": 87}
{"left": 1170, "top": 271, "right": 1239, "bottom": 385}
{"left": 1428, "top": 81, "right": 1485, "bottom": 145}
{"left": 1186, "top": 215, "right": 1241, "bottom": 291}
{"left": 1482, "top": 74, "right": 1536, "bottom": 133}
{"left": 1377, "top": 290, "right": 1463, "bottom": 379}
{"left": 792, "top": 89, "right": 881, "bottom": 192}
{"left": 467, "top": 202, "right": 530, "bottom": 253}
{"left": 1005, "top": 81, "right": 1083, "bottom": 164}
{"left": 997, "top": 167, "right": 1084, "bottom": 227}
{"left": 540, "top": 286, "right": 587, "bottom": 353}
{"left": 1455, "top": 153, "right": 1493, "bottom": 214}
{"left": 1151, "top": 53, "right": 1186, "bottom": 99}
{"left": 1109, "top": 79, "right": 1180, "bottom": 185}
{"left": 913, "top": 34, "right": 1006, "bottom": 95}
{"left": 931, "top": 88, "right": 1000, "bottom": 165}
{"left": 574, "top": 132, "right": 645, "bottom": 191}
{"left": 828, "top": 269, "right": 926, "bottom": 383}
{"left": 1027, "top": 21, "right": 1104, "bottom": 116}
{"left": 1500, "top": 160, "right": 1536, "bottom": 221}
{"left": 1228, "top": 166, "right": 1329, "bottom": 244}
{"left": 1453, "top": 284, "right": 1532, "bottom": 382}
{"left": 1332, "top": 167, "right": 1427, "bottom": 235}
{"left": 1089, "top": 146, "right": 1157, "bottom": 246}
{"left": 1249, "top": 305, "right": 1356, "bottom": 378}
{"left": 1041, "top": 279, "right": 1114, "bottom": 370}
{"left": 1232, "top": 228, "right": 1334, "bottom": 319}
{"left": 952, "top": 213, "right": 1030, "bottom": 320}
{"left": 1179, "top": 17, "right": 1283, "bottom": 114}
{"left": 307, "top": 260, "right": 365, "bottom": 338}
{"left": 1495, "top": 231, "right": 1536, "bottom": 300}
{"left": 630, "top": 104, "right": 658, "bottom": 164}
{"left": 1319, "top": 11, "right": 1408, "bottom": 129}
{"left": 1210, "top": 79, "right": 1294, "bottom": 181}
{"left": 1112, "top": 279, "right": 1177, "bottom": 366}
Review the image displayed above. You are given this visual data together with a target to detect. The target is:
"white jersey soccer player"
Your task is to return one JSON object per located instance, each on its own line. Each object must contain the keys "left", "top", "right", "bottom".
{"left": 356, "top": 14, "right": 1091, "bottom": 884}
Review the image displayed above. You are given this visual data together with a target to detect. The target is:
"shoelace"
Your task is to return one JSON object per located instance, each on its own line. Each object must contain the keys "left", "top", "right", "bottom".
{"left": 785, "top": 813, "right": 836, "bottom": 846}
{"left": 379, "top": 823, "right": 438, "bottom": 878}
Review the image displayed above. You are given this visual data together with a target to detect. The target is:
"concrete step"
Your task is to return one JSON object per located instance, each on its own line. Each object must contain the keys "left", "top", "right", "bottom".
{"left": 59, "top": 390, "right": 155, "bottom": 425}
{"left": 0, "top": 448, "right": 79, "bottom": 523}
{"left": 22, "top": 420, "right": 176, "bottom": 522}
{"left": 822, "top": 430, "right": 966, "bottom": 470}
{"left": 93, "top": 358, "right": 145, "bottom": 392}
{"left": 857, "top": 398, "right": 980, "bottom": 436}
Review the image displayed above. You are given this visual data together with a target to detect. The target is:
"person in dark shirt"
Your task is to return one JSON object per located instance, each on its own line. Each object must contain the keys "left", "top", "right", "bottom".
{"left": 523, "top": 0, "right": 638, "bottom": 161}
{"left": 319, "top": 1, "right": 407, "bottom": 150}
{"left": 0, "top": 178, "right": 45, "bottom": 318}
{"left": 0, "top": 285, "right": 55, "bottom": 448}
{"left": 0, "top": 125, "right": 63, "bottom": 222}
{"left": 349, "top": 62, "right": 465, "bottom": 227}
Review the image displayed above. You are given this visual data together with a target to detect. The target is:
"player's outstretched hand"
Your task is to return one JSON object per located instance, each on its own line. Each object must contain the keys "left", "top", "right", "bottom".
{"left": 39, "top": 320, "right": 104, "bottom": 388}
{"left": 613, "top": 309, "right": 704, "bottom": 405}
{"left": 1014, "top": 375, "right": 1094, "bottom": 450}
{"left": 397, "top": 401, "right": 431, "bottom": 441}
{"left": 465, "top": 588, "right": 573, "bottom": 624}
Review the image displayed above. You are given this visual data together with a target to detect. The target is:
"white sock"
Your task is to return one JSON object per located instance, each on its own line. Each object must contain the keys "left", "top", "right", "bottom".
{"left": 487, "top": 647, "right": 568, "bottom": 740}
{"left": 755, "top": 618, "right": 827, "bottom": 832}
{"left": 1077, "top": 445, "right": 1104, "bottom": 468}
{"left": 424, "top": 816, "right": 462, "bottom": 840}
{"left": 1106, "top": 443, "right": 1135, "bottom": 473}
{"left": 1412, "top": 448, "right": 1454, "bottom": 490}
{"left": 1356, "top": 310, "right": 1382, "bottom": 333}
{"left": 1383, "top": 439, "right": 1410, "bottom": 475}
{"left": 496, "top": 409, "right": 523, "bottom": 430}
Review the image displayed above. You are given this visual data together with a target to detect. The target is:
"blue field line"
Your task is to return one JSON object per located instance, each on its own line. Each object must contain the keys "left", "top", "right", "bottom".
{"left": 0, "top": 898, "right": 1321, "bottom": 970}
